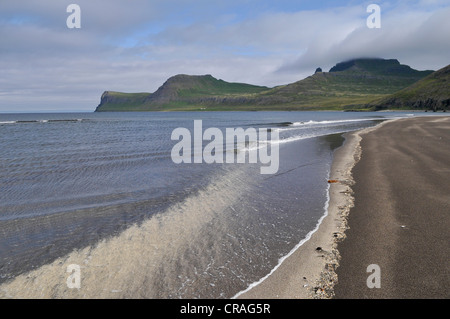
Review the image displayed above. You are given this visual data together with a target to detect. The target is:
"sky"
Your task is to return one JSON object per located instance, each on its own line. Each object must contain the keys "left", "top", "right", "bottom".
{"left": 0, "top": 0, "right": 449, "bottom": 112}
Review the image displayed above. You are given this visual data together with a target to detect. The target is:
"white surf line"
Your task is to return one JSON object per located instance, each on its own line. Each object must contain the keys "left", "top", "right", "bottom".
{"left": 290, "top": 117, "right": 383, "bottom": 127}
{"left": 276, "top": 118, "right": 383, "bottom": 133}
{"left": 232, "top": 176, "right": 332, "bottom": 299}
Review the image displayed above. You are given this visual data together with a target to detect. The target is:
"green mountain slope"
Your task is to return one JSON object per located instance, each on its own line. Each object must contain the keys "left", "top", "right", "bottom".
{"left": 368, "top": 64, "right": 450, "bottom": 111}
{"left": 95, "top": 58, "right": 434, "bottom": 112}
{"left": 95, "top": 75, "right": 270, "bottom": 111}
{"left": 255, "top": 59, "right": 432, "bottom": 110}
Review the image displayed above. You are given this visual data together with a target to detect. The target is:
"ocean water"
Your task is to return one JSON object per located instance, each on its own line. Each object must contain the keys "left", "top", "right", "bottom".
{"left": 0, "top": 111, "right": 414, "bottom": 298}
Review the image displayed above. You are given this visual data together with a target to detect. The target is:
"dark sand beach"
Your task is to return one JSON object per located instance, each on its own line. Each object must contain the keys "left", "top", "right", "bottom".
{"left": 239, "top": 115, "right": 449, "bottom": 299}
{"left": 334, "top": 116, "right": 450, "bottom": 299}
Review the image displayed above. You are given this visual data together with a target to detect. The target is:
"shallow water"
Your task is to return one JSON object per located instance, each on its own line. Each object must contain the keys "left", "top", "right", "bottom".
{"left": 0, "top": 111, "right": 414, "bottom": 298}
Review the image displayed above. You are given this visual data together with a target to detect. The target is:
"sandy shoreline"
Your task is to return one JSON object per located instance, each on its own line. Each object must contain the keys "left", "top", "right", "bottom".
{"left": 239, "top": 115, "right": 450, "bottom": 299}
{"left": 237, "top": 119, "right": 395, "bottom": 299}
{"left": 334, "top": 116, "right": 450, "bottom": 298}
{"left": 2, "top": 116, "right": 447, "bottom": 299}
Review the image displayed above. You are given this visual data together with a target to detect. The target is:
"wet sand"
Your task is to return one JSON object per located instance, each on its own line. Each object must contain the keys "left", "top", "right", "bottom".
{"left": 239, "top": 116, "right": 450, "bottom": 299}
{"left": 334, "top": 116, "right": 450, "bottom": 299}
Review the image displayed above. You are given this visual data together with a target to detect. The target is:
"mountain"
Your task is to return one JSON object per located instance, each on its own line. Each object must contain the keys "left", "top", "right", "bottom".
{"left": 368, "top": 64, "right": 450, "bottom": 111}
{"left": 95, "top": 75, "right": 270, "bottom": 112}
{"left": 95, "top": 58, "right": 434, "bottom": 112}
{"left": 251, "top": 58, "right": 433, "bottom": 110}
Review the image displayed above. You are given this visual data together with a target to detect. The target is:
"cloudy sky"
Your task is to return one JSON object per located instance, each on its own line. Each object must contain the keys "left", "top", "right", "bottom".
{"left": 1, "top": 0, "right": 449, "bottom": 112}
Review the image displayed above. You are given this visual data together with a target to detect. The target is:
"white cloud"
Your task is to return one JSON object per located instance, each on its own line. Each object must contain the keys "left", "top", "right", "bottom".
{"left": 277, "top": 4, "right": 450, "bottom": 74}
{"left": 0, "top": 1, "right": 449, "bottom": 112}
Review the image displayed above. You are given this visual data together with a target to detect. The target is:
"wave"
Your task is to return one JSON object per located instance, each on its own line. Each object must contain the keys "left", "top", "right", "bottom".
{"left": 242, "top": 128, "right": 363, "bottom": 152}
{"left": 0, "top": 119, "right": 86, "bottom": 125}
{"left": 271, "top": 118, "right": 384, "bottom": 134}
{"left": 232, "top": 174, "right": 332, "bottom": 299}
{"left": 246, "top": 121, "right": 293, "bottom": 127}
{"left": 287, "top": 118, "right": 382, "bottom": 127}
{"left": 183, "top": 117, "right": 389, "bottom": 157}
{"left": 0, "top": 167, "right": 250, "bottom": 298}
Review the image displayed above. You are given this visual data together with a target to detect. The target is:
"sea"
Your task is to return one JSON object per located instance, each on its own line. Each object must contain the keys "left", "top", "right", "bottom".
{"left": 0, "top": 111, "right": 418, "bottom": 298}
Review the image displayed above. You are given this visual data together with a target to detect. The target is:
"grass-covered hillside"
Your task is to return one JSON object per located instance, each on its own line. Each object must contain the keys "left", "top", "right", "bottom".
{"left": 368, "top": 64, "right": 450, "bottom": 111}
{"left": 95, "top": 58, "right": 435, "bottom": 112}
{"left": 96, "top": 75, "right": 270, "bottom": 111}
